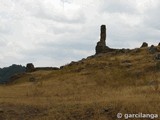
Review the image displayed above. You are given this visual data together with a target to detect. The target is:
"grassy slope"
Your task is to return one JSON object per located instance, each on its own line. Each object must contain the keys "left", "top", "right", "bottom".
{"left": 0, "top": 47, "right": 160, "bottom": 120}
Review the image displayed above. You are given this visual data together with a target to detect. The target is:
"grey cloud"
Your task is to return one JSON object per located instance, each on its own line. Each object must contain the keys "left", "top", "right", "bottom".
{"left": 34, "top": 9, "right": 86, "bottom": 24}
{"left": 0, "top": 39, "right": 7, "bottom": 47}
{"left": 47, "top": 25, "right": 82, "bottom": 35}
{"left": 108, "top": 23, "right": 160, "bottom": 48}
{"left": 100, "top": 0, "right": 138, "bottom": 14}
{"left": 18, "top": 0, "right": 86, "bottom": 24}
{"left": 0, "top": 21, "right": 13, "bottom": 35}
{"left": 143, "top": 2, "right": 160, "bottom": 30}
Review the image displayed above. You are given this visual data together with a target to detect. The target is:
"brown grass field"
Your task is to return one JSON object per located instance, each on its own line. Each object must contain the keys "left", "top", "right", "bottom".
{"left": 0, "top": 47, "right": 160, "bottom": 120}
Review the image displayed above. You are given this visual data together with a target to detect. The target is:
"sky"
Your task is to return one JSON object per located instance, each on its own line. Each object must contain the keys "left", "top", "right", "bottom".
{"left": 0, "top": 0, "right": 160, "bottom": 67}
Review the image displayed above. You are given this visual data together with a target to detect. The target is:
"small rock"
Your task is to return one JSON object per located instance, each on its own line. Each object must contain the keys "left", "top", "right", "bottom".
{"left": 103, "top": 108, "right": 110, "bottom": 112}
{"left": 101, "top": 107, "right": 112, "bottom": 114}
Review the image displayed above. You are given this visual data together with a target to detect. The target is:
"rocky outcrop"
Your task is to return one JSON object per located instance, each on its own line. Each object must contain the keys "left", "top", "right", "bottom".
{"left": 148, "top": 45, "right": 158, "bottom": 54}
{"left": 140, "top": 42, "right": 148, "bottom": 48}
{"left": 158, "top": 43, "right": 160, "bottom": 46}
{"left": 26, "top": 63, "right": 35, "bottom": 72}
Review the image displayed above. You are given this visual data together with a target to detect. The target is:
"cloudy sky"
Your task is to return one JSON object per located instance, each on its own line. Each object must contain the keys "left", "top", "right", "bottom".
{"left": 0, "top": 0, "right": 160, "bottom": 67}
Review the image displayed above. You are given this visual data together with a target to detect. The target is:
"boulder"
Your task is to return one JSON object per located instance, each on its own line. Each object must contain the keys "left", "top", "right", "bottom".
{"left": 148, "top": 45, "right": 158, "bottom": 54}
{"left": 26, "top": 63, "right": 35, "bottom": 72}
{"left": 140, "top": 42, "right": 148, "bottom": 48}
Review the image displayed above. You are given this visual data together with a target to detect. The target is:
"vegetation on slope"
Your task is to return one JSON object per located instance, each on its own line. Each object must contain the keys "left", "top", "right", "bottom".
{"left": 0, "top": 46, "right": 160, "bottom": 120}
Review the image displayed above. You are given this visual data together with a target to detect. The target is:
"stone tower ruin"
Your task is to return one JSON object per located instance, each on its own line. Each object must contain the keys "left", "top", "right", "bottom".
{"left": 95, "top": 25, "right": 107, "bottom": 54}
{"left": 100, "top": 25, "right": 106, "bottom": 46}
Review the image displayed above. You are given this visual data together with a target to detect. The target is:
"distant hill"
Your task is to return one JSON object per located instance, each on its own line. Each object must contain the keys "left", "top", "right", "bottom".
{"left": 0, "top": 64, "right": 26, "bottom": 83}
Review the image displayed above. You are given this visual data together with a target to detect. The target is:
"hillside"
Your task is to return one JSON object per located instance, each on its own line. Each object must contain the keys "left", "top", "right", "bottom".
{"left": 0, "top": 64, "right": 26, "bottom": 83}
{"left": 0, "top": 46, "right": 160, "bottom": 120}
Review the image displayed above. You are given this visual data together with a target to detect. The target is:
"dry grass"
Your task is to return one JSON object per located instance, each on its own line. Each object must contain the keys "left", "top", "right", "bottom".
{"left": 0, "top": 47, "right": 160, "bottom": 120}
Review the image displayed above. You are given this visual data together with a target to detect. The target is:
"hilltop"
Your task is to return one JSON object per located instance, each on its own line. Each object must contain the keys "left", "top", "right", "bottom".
{"left": 0, "top": 25, "right": 160, "bottom": 120}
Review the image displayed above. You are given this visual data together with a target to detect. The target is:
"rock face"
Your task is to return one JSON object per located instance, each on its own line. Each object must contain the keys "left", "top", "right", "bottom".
{"left": 158, "top": 43, "right": 160, "bottom": 46}
{"left": 141, "top": 42, "right": 148, "bottom": 48}
{"left": 26, "top": 63, "right": 35, "bottom": 72}
{"left": 96, "top": 25, "right": 107, "bottom": 54}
